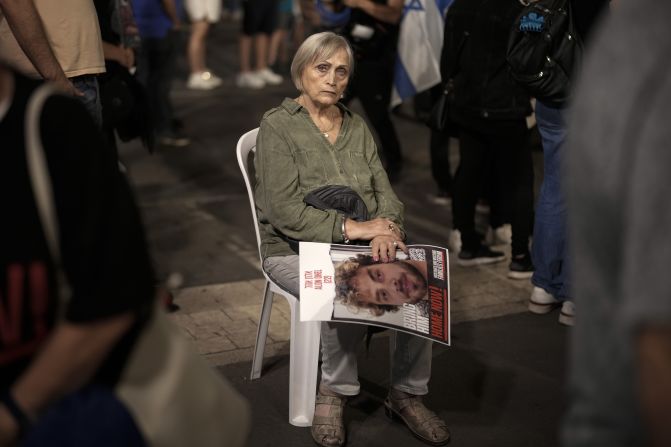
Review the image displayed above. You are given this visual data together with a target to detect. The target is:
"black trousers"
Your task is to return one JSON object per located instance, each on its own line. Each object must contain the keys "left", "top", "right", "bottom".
{"left": 135, "top": 31, "right": 178, "bottom": 136}
{"left": 343, "top": 58, "right": 403, "bottom": 172}
{"left": 453, "top": 123, "right": 534, "bottom": 256}
{"left": 428, "top": 85, "right": 452, "bottom": 193}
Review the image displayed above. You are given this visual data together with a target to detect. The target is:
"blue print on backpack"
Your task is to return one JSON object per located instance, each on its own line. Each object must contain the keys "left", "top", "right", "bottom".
{"left": 519, "top": 12, "right": 545, "bottom": 32}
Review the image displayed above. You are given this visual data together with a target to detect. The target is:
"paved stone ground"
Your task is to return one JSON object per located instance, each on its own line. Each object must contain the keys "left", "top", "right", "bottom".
{"left": 166, "top": 256, "right": 533, "bottom": 366}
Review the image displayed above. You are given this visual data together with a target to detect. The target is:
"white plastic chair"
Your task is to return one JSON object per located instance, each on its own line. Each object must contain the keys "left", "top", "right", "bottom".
{"left": 236, "top": 128, "right": 321, "bottom": 427}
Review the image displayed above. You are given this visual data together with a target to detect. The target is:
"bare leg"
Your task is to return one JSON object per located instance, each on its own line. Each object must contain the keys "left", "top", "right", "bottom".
{"left": 188, "top": 20, "right": 210, "bottom": 74}
{"left": 254, "top": 33, "right": 269, "bottom": 71}
{"left": 239, "top": 34, "right": 253, "bottom": 73}
{"left": 268, "top": 29, "right": 284, "bottom": 67}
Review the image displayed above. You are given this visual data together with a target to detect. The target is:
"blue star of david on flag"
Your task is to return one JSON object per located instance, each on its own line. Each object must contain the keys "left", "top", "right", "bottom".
{"left": 403, "top": 0, "right": 424, "bottom": 15}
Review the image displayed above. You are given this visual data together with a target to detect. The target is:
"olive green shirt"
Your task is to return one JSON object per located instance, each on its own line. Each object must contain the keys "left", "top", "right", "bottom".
{"left": 254, "top": 98, "right": 405, "bottom": 259}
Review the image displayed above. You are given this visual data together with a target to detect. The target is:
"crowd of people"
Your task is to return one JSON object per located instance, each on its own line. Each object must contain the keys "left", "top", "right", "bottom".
{"left": 1, "top": 0, "right": 670, "bottom": 446}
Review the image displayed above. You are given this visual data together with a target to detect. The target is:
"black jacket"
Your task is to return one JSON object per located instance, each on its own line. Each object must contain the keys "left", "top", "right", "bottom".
{"left": 441, "top": 0, "right": 531, "bottom": 133}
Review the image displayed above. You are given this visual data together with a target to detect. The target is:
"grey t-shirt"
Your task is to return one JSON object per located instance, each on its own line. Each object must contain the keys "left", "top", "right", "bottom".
{"left": 563, "top": 1, "right": 671, "bottom": 445}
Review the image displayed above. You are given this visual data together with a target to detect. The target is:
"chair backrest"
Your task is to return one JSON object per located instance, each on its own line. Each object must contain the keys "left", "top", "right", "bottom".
{"left": 236, "top": 128, "right": 263, "bottom": 262}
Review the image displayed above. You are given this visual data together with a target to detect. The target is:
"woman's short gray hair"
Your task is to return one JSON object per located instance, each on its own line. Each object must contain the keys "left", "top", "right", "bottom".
{"left": 290, "top": 31, "right": 354, "bottom": 92}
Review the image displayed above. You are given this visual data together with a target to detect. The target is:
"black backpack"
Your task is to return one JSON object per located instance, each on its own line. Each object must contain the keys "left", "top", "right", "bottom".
{"left": 506, "top": 0, "right": 582, "bottom": 107}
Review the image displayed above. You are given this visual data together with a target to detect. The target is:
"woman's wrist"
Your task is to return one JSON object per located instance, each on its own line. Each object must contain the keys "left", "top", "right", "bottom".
{"left": 341, "top": 216, "right": 350, "bottom": 244}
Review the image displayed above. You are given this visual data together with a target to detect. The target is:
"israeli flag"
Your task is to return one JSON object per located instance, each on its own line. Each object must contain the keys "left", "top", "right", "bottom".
{"left": 392, "top": 0, "right": 453, "bottom": 106}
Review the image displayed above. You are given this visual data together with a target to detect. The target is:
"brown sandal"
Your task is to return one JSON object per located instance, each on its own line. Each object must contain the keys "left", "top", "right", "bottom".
{"left": 384, "top": 389, "right": 450, "bottom": 446}
{"left": 311, "top": 385, "right": 347, "bottom": 447}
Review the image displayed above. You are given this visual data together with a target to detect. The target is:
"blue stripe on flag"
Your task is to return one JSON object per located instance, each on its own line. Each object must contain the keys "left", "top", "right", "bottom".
{"left": 394, "top": 56, "right": 416, "bottom": 100}
{"left": 435, "top": 0, "right": 453, "bottom": 16}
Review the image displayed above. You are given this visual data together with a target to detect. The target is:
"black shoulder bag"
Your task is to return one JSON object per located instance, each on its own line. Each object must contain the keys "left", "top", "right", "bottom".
{"left": 506, "top": 0, "right": 582, "bottom": 107}
{"left": 283, "top": 185, "right": 370, "bottom": 253}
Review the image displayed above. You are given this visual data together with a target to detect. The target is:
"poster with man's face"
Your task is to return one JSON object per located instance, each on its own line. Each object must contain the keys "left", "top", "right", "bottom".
{"left": 300, "top": 242, "right": 450, "bottom": 345}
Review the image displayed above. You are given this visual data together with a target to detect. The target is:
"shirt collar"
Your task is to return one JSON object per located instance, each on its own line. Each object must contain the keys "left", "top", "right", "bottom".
{"left": 281, "top": 97, "right": 353, "bottom": 117}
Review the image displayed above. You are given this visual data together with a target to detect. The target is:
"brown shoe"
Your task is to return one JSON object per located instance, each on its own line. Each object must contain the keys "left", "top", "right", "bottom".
{"left": 384, "top": 389, "right": 450, "bottom": 446}
{"left": 311, "top": 384, "right": 347, "bottom": 447}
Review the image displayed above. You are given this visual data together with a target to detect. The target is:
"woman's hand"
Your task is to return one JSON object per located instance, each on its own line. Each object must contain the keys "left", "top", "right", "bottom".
{"left": 369, "top": 235, "right": 408, "bottom": 263}
{"left": 345, "top": 217, "right": 403, "bottom": 241}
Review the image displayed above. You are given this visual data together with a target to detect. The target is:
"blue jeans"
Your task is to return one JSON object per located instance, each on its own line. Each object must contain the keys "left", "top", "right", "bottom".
{"left": 71, "top": 75, "right": 102, "bottom": 129}
{"left": 531, "top": 101, "right": 571, "bottom": 300}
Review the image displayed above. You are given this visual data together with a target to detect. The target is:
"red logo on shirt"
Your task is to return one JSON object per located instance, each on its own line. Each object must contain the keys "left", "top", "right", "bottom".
{"left": 0, "top": 262, "right": 50, "bottom": 364}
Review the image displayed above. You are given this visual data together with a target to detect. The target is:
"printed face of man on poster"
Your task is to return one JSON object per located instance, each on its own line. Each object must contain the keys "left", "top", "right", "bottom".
{"left": 335, "top": 254, "right": 428, "bottom": 316}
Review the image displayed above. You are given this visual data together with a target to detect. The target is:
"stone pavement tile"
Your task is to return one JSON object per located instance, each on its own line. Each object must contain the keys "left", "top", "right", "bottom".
{"left": 450, "top": 302, "right": 527, "bottom": 324}
{"left": 169, "top": 280, "right": 293, "bottom": 359}
{"left": 190, "top": 325, "right": 227, "bottom": 341}
{"left": 205, "top": 341, "right": 290, "bottom": 367}
{"left": 172, "top": 287, "right": 224, "bottom": 313}
{"left": 223, "top": 318, "right": 260, "bottom": 334}
{"left": 222, "top": 318, "right": 261, "bottom": 349}
{"left": 197, "top": 336, "right": 237, "bottom": 355}
{"left": 167, "top": 313, "right": 197, "bottom": 340}
{"left": 267, "top": 312, "right": 291, "bottom": 342}
{"left": 222, "top": 304, "right": 262, "bottom": 321}
{"left": 214, "top": 281, "right": 268, "bottom": 308}
{"left": 271, "top": 295, "right": 292, "bottom": 317}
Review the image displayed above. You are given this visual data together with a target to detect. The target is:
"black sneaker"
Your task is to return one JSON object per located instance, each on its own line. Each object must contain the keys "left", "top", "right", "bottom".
{"left": 508, "top": 253, "right": 534, "bottom": 279}
{"left": 457, "top": 245, "right": 506, "bottom": 267}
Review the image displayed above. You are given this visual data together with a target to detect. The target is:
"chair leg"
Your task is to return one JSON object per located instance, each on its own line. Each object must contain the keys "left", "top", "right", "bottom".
{"left": 287, "top": 299, "right": 321, "bottom": 427}
{"left": 250, "top": 281, "right": 274, "bottom": 380}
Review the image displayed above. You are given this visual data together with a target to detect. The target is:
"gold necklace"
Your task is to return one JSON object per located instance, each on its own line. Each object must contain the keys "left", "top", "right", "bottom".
{"left": 317, "top": 116, "right": 336, "bottom": 138}
{"left": 297, "top": 95, "right": 338, "bottom": 138}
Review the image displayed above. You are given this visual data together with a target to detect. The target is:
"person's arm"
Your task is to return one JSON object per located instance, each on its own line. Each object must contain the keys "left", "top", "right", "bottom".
{"left": 160, "top": 0, "right": 183, "bottom": 29}
{"left": 0, "top": 0, "right": 79, "bottom": 95}
{"left": 636, "top": 326, "right": 671, "bottom": 447}
{"left": 342, "top": 0, "right": 403, "bottom": 25}
{"left": 102, "top": 41, "right": 135, "bottom": 69}
{"left": 0, "top": 314, "right": 135, "bottom": 444}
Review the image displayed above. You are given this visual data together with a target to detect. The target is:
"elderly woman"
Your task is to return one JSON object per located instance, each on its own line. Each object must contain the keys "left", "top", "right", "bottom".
{"left": 254, "top": 32, "right": 449, "bottom": 447}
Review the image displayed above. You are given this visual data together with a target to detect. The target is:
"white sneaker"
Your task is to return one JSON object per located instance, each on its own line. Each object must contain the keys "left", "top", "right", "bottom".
{"left": 485, "top": 224, "right": 512, "bottom": 246}
{"left": 187, "top": 71, "right": 222, "bottom": 90}
{"left": 559, "top": 300, "right": 575, "bottom": 326}
{"left": 449, "top": 229, "right": 462, "bottom": 253}
{"left": 528, "top": 286, "right": 560, "bottom": 314}
{"left": 236, "top": 71, "right": 265, "bottom": 89}
{"left": 255, "top": 68, "right": 283, "bottom": 85}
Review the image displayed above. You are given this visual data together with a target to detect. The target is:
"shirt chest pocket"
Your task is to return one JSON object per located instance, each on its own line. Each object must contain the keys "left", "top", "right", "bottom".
{"left": 294, "top": 148, "right": 330, "bottom": 189}
{"left": 347, "top": 151, "right": 374, "bottom": 191}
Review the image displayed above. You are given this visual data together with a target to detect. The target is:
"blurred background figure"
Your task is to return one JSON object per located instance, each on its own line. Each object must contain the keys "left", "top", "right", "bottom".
{"left": 0, "top": 0, "right": 105, "bottom": 124}
{"left": 94, "top": 0, "right": 152, "bottom": 164}
{"left": 0, "top": 62, "right": 154, "bottom": 447}
{"left": 132, "top": 0, "right": 191, "bottom": 147}
{"left": 441, "top": 0, "right": 534, "bottom": 276}
{"left": 236, "top": 0, "right": 283, "bottom": 89}
{"left": 417, "top": 83, "right": 453, "bottom": 206}
{"left": 527, "top": 0, "right": 610, "bottom": 326}
{"left": 562, "top": 1, "right": 671, "bottom": 446}
{"left": 184, "top": 0, "right": 223, "bottom": 89}
{"left": 221, "top": 0, "right": 242, "bottom": 20}
{"left": 339, "top": 0, "right": 404, "bottom": 182}
{"left": 267, "top": 0, "right": 294, "bottom": 75}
